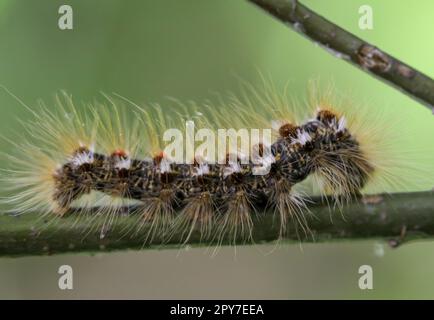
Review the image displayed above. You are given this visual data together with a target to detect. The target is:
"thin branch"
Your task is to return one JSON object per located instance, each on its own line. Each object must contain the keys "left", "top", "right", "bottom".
{"left": 0, "top": 191, "right": 433, "bottom": 257}
{"left": 248, "top": 0, "right": 434, "bottom": 112}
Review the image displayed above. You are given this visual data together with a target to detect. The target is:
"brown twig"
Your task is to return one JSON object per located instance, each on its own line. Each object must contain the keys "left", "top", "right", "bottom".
{"left": 0, "top": 191, "right": 433, "bottom": 257}
{"left": 248, "top": 0, "right": 434, "bottom": 112}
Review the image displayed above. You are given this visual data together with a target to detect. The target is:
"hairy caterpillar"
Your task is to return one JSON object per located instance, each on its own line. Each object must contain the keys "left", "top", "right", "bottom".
{"left": 0, "top": 80, "right": 416, "bottom": 246}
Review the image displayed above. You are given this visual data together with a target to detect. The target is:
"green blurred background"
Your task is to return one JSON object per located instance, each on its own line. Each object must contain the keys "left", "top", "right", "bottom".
{"left": 0, "top": 0, "right": 433, "bottom": 299}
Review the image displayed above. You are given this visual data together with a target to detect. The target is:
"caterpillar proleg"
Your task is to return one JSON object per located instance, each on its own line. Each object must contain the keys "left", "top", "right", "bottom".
{"left": 0, "top": 80, "right": 417, "bottom": 246}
